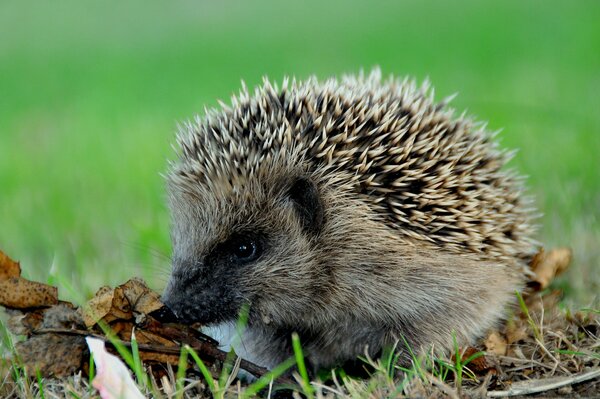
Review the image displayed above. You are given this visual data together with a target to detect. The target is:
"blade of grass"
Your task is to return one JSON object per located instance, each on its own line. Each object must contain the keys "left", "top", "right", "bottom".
{"left": 96, "top": 321, "right": 135, "bottom": 368}
{"left": 383, "top": 341, "right": 401, "bottom": 379}
{"left": 185, "top": 345, "right": 218, "bottom": 395}
{"left": 35, "top": 369, "right": 45, "bottom": 399}
{"left": 452, "top": 334, "right": 463, "bottom": 387}
{"left": 291, "top": 332, "right": 314, "bottom": 399}
{"left": 175, "top": 346, "right": 189, "bottom": 399}
{"left": 580, "top": 308, "right": 600, "bottom": 315}
{"left": 401, "top": 335, "right": 427, "bottom": 381}
{"left": 130, "top": 328, "right": 146, "bottom": 386}
{"left": 88, "top": 351, "right": 95, "bottom": 393}
{"left": 434, "top": 358, "right": 453, "bottom": 381}
{"left": 516, "top": 290, "right": 542, "bottom": 341}
{"left": 556, "top": 349, "right": 600, "bottom": 360}
{"left": 241, "top": 357, "right": 296, "bottom": 399}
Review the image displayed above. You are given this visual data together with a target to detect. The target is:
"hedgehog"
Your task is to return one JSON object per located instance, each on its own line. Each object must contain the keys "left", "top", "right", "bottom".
{"left": 161, "top": 69, "right": 538, "bottom": 372}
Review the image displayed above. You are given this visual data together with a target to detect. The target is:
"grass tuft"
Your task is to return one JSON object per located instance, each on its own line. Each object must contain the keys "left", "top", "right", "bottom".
{"left": 291, "top": 332, "right": 314, "bottom": 399}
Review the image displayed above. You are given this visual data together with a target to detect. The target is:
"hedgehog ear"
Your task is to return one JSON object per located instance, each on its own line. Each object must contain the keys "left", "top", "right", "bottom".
{"left": 287, "top": 177, "right": 324, "bottom": 235}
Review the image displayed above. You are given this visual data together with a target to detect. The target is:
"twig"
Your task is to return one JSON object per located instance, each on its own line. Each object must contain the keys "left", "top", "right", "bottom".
{"left": 487, "top": 368, "right": 600, "bottom": 397}
{"left": 311, "top": 382, "right": 344, "bottom": 396}
{"left": 534, "top": 338, "right": 569, "bottom": 375}
{"left": 424, "top": 372, "right": 460, "bottom": 399}
{"left": 497, "top": 355, "right": 556, "bottom": 371}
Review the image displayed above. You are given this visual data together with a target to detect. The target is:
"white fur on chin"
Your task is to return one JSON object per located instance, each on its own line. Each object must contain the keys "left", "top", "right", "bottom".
{"left": 203, "top": 322, "right": 268, "bottom": 381}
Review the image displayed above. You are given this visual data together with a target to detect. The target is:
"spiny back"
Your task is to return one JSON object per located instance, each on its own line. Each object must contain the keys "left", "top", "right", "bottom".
{"left": 171, "top": 69, "right": 537, "bottom": 267}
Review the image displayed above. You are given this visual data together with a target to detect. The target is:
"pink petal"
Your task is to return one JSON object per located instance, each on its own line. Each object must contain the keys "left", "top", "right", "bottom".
{"left": 86, "top": 337, "right": 145, "bottom": 399}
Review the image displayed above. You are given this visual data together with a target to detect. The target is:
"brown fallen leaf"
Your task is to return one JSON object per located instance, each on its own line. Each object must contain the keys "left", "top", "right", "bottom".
{"left": 0, "top": 250, "right": 21, "bottom": 279}
{"left": 0, "top": 251, "right": 58, "bottom": 309}
{"left": 81, "top": 285, "right": 134, "bottom": 327}
{"left": 79, "top": 286, "right": 114, "bottom": 327}
{"left": 80, "top": 279, "right": 164, "bottom": 328}
{"left": 0, "top": 277, "right": 58, "bottom": 309}
{"left": 506, "top": 325, "right": 529, "bottom": 345}
{"left": 529, "top": 248, "right": 572, "bottom": 290}
{"left": 108, "top": 321, "right": 177, "bottom": 347}
{"left": 110, "top": 285, "right": 135, "bottom": 320}
{"left": 485, "top": 331, "right": 507, "bottom": 356}
{"left": 6, "top": 309, "right": 45, "bottom": 335}
{"left": 120, "top": 277, "right": 164, "bottom": 315}
{"left": 453, "top": 347, "right": 494, "bottom": 375}
{"left": 141, "top": 319, "right": 218, "bottom": 347}
{"left": 16, "top": 334, "right": 87, "bottom": 378}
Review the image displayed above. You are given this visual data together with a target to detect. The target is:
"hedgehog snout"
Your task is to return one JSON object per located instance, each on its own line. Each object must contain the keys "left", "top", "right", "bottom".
{"left": 161, "top": 267, "right": 203, "bottom": 323}
{"left": 162, "top": 258, "right": 245, "bottom": 325}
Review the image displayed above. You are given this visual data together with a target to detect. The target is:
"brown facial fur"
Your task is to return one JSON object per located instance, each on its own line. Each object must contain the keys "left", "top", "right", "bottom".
{"left": 162, "top": 69, "right": 536, "bottom": 371}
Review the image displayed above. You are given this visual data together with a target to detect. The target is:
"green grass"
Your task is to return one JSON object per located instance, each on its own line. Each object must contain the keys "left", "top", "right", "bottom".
{"left": 0, "top": 0, "right": 598, "bottom": 305}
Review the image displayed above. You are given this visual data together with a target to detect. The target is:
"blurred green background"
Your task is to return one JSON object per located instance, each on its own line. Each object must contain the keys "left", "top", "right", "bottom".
{"left": 1, "top": 1, "right": 598, "bottom": 304}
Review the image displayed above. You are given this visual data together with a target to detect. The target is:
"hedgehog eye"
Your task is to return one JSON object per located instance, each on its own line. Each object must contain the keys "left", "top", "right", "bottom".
{"left": 227, "top": 236, "right": 261, "bottom": 263}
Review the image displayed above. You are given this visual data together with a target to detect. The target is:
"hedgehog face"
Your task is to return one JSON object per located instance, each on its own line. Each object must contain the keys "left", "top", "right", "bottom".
{"left": 162, "top": 169, "right": 331, "bottom": 326}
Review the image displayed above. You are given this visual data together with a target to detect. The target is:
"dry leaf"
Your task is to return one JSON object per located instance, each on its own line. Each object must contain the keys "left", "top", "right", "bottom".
{"left": 454, "top": 347, "right": 493, "bottom": 375}
{"left": 109, "top": 286, "right": 134, "bottom": 320}
{"left": 6, "top": 310, "right": 44, "bottom": 335}
{"left": 0, "top": 277, "right": 58, "bottom": 309}
{"left": 134, "top": 330, "right": 178, "bottom": 347}
{"left": 137, "top": 350, "right": 185, "bottom": 366}
{"left": 0, "top": 250, "right": 21, "bottom": 279}
{"left": 529, "top": 248, "right": 572, "bottom": 290}
{"left": 16, "top": 334, "right": 86, "bottom": 377}
{"left": 506, "top": 325, "right": 529, "bottom": 345}
{"left": 80, "top": 286, "right": 114, "bottom": 327}
{"left": 485, "top": 331, "right": 507, "bottom": 356}
{"left": 80, "top": 279, "right": 163, "bottom": 328}
{"left": 0, "top": 251, "right": 58, "bottom": 309}
{"left": 119, "top": 277, "right": 163, "bottom": 315}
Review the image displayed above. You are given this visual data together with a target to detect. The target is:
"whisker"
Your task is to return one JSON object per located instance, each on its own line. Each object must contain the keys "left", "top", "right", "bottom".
{"left": 119, "top": 240, "right": 172, "bottom": 262}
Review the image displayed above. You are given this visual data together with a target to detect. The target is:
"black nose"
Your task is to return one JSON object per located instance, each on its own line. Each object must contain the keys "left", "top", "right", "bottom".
{"left": 149, "top": 305, "right": 179, "bottom": 323}
{"left": 162, "top": 259, "right": 244, "bottom": 325}
{"left": 161, "top": 283, "right": 207, "bottom": 324}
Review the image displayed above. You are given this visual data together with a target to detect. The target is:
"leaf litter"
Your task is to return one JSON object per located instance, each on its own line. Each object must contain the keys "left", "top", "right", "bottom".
{"left": 0, "top": 247, "right": 598, "bottom": 398}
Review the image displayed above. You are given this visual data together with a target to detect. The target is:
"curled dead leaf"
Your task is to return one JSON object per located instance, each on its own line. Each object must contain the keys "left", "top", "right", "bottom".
{"left": 137, "top": 350, "right": 187, "bottom": 366}
{"left": 506, "top": 325, "right": 529, "bottom": 345}
{"left": 0, "top": 250, "right": 21, "bottom": 279}
{"left": 110, "top": 286, "right": 134, "bottom": 320}
{"left": 0, "top": 251, "right": 58, "bottom": 309}
{"left": 485, "top": 331, "right": 507, "bottom": 356}
{"left": 7, "top": 309, "right": 44, "bottom": 335}
{"left": 119, "top": 278, "right": 163, "bottom": 315}
{"left": 80, "top": 286, "right": 115, "bottom": 327}
{"left": 529, "top": 248, "right": 572, "bottom": 290}
{"left": 0, "top": 277, "right": 58, "bottom": 309}
{"left": 80, "top": 279, "right": 164, "bottom": 328}
{"left": 453, "top": 347, "right": 494, "bottom": 375}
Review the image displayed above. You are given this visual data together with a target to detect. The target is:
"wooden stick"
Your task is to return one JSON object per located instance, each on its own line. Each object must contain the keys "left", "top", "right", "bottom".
{"left": 487, "top": 368, "right": 600, "bottom": 397}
